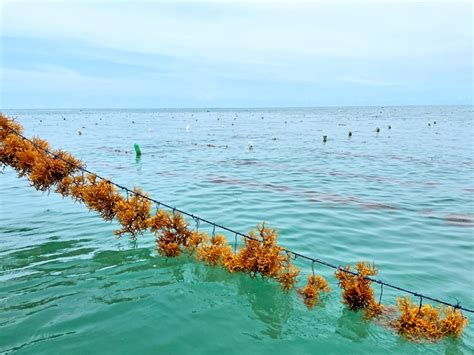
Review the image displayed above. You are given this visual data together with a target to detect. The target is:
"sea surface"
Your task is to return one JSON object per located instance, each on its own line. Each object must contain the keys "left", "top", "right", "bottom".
{"left": 0, "top": 106, "right": 473, "bottom": 354}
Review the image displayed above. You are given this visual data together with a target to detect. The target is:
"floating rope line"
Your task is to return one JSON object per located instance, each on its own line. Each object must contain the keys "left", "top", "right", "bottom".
{"left": 2, "top": 124, "right": 472, "bottom": 315}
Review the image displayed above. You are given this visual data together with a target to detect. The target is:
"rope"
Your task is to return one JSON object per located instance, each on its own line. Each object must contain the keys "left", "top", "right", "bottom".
{"left": 3, "top": 125, "right": 473, "bottom": 314}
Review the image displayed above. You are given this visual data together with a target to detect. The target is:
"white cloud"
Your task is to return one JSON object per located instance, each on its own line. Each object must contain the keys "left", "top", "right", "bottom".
{"left": 1, "top": 1, "right": 471, "bottom": 107}
{"left": 336, "top": 75, "right": 402, "bottom": 87}
{"left": 1, "top": 1, "right": 471, "bottom": 64}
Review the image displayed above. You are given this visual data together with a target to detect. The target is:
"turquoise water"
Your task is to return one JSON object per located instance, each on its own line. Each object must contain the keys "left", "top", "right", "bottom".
{"left": 1, "top": 106, "right": 473, "bottom": 354}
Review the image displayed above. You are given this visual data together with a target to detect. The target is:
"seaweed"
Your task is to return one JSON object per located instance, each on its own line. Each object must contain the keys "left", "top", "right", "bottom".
{"left": 196, "top": 234, "right": 234, "bottom": 267}
{"left": 277, "top": 253, "right": 300, "bottom": 292}
{"left": 228, "top": 223, "right": 285, "bottom": 278}
{"left": 0, "top": 114, "right": 23, "bottom": 141}
{"left": 393, "top": 296, "right": 468, "bottom": 341}
{"left": 185, "top": 230, "right": 208, "bottom": 255}
{"left": 0, "top": 128, "right": 83, "bottom": 191}
{"left": 148, "top": 210, "right": 192, "bottom": 256}
{"left": 114, "top": 188, "right": 152, "bottom": 240}
{"left": 0, "top": 134, "right": 31, "bottom": 169}
{"left": 298, "top": 274, "right": 331, "bottom": 309}
{"left": 226, "top": 223, "right": 300, "bottom": 291}
{"left": 80, "top": 174, "right": 124, "bottom": 221}
{"left": 335, "top": 262, "right": 382, "bottom": 318}
{"left": 28, "top": 149, "right": 83, "bottom": 191}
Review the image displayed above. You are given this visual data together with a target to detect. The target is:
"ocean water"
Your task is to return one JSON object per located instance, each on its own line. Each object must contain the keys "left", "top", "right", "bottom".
{"left": 0, "top": 106, "right": 473, "bottom": 354}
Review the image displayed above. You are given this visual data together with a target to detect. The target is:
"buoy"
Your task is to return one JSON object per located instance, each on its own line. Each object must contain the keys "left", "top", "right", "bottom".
{"left": 186, "top": 125, "right": 190, "bottom": 131}
{"left": 428, "top": 123, "right": 431, "bottom": 126}
{"left": 348, "top": 131, "right": 352, "bottom": 137}
{"left": 434, "top": 121, "right": 437, "bottom": 125}
{"left": 77, "top": 130, "right": 82, "bottom": 135}
{"left": 388, "top": 125, "right": 391, "bottom": 130}
{"left": 248, "top": 141, "right": 253, "bottom": 150}
{"left": 134, "top": 143, "right": 142, "bottom": 157}
{"left": 323, "top": 135, "right": 327, "bottom": 143}
{"left": 376, "top": 127, "right": 380, "bottom": 133}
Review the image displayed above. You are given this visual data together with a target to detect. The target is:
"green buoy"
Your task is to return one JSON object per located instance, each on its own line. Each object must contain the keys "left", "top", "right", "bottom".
{"left": 134, "top": 143, "right": 142, "bottom": 157}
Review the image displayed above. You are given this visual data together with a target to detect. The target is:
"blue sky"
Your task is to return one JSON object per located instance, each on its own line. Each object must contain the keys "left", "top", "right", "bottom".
{"left": 1, "top": 0, "right": 472, "bottom": 108}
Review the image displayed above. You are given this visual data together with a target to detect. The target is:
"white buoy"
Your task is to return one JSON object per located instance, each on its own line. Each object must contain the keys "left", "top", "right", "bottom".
{"left": 248, "top": 141, "right": 253, "bottom": 150}
{"left": 147, "top": 128, "right": 153, "bottom": 132}
{"left": 186, "top": 125, "right": 190, "bottom": 131}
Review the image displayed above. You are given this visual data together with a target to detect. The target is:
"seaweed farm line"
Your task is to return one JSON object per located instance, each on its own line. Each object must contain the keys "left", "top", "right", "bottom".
{"left": 2, "top": 121, "right": 472, "bottom": 315}
{"left": 1, "top": 107, "right": 473, "bottom": 354}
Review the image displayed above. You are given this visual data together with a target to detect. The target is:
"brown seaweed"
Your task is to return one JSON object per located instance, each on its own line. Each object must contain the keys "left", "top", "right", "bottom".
{"left": 114, "top": 188, "right": 152, "bottom": 239}
{"left": 298, "top": 274, "right": 331, "bottom": 309}
{"left": 393, "top": 296, "right": 468, "bottom": 341}
{"left": 335, "top": 262, "right": 382, "bottom": 318}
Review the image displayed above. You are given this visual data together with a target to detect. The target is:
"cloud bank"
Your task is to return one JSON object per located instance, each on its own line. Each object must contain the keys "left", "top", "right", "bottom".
{"left": 1, "top": 1, "right": 472, "bottom": 108}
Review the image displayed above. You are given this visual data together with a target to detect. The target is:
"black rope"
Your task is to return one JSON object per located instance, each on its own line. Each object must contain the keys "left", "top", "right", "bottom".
{"left": 3, "top": 125, "right": 473, "bottom": 314}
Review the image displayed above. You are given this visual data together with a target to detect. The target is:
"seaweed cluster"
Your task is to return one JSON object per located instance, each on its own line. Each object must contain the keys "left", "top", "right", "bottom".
{"left": 1, "top": 130, "right": 82, "bottom": 191}
{"left": 148, "top": 210, "right": 192, "bottom": 256}
{"left": 394, "top": 296, "right": 468, "bottom": 341}
{"left": 0, "top": 114, "right": 469, "bottom": 342}
{"left": 196, "top": 234, "right": 234, "bottom": 267}
{"left": 299, "top": 274, "right": 331, "bottom": 309}
{"left": 222, "top": 223, "right": 301, "bottom": 291}
{"left": 114, "top": 189, "right": 152, "bottom": 239}
{"left": 335, "top": 262, "right": 382, "bottom": 318}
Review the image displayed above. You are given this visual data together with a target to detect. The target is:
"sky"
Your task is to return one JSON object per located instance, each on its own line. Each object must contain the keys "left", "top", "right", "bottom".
{"left": 0, "top": 0, "right": 472, "bottom": 108}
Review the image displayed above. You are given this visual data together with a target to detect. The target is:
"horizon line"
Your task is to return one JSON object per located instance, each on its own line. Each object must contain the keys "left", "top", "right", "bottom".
{"left": 1, "top": 103, "right": 473, "bottom": 111}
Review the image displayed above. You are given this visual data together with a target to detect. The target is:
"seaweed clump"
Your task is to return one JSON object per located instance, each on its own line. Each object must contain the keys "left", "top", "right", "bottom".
{"left": 299, "top": 274, "right": 331, "bottom": 309}
{"left": 114, "top": 188, "right": 152, "bottom": 240}
{"left": 393, "top": 296, "right": 468, "bottom": 341}
{"left": 227, "top": 223, "right": 300, "bottom": 291}
{"left": 28, "top": 149, "right": 83, "bottom": 191}
{"left": 79, "top": 174, "right": 125, "bottom": 220}
{"left": 0, "top": 114, "right": 23, "bottom": 141}
{"left": 0, "top": 116, "right": 83, "bottom": 191}
{"left": 335, "top": 262, "right": 382, "bottom": 318}
{"left": 148, "top": 210, "right": 192, "bottom": 256}
{"left": 277, "top": 253, "right": 301, "bottom": 292}
{"left": 196, "top": 234, "right": 233, "bottom": 267}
